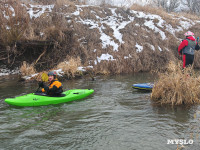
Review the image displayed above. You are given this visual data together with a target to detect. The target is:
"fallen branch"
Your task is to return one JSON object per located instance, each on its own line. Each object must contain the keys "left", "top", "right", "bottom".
{"left": 34, "top": 46, "right": 47, "bottom": 66}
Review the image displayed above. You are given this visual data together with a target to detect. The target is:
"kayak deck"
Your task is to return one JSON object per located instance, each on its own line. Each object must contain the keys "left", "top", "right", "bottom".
{"left": 132, "top": 83, "right": 154, "bottom": 91}
{"left": 5, "top": 89, "right": 94, "bottom": 107}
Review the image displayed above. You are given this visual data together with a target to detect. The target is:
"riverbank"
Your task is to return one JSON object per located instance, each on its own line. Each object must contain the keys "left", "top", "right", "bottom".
{"left": 1, "top": 1, "right": 200, "bottom": 78}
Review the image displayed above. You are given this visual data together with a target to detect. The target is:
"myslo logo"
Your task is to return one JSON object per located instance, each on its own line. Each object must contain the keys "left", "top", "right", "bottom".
{"left": 167, "top": 139, "right": 193, "bottom": 145}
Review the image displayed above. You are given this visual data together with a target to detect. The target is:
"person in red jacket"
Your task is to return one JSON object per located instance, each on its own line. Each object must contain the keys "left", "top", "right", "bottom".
{"left": 178, "top": 31, "right": 200, "bottom": 68}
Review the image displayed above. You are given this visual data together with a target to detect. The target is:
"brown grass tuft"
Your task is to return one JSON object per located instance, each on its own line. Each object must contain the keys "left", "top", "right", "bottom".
{"left": 151, "top": 61, "right": 200, "bottom": 106}
{"left": 56, "top": 56, "right": 82, "bottom": 78}
{"left": 176, "top": 12, "right": 200, "bottom": 20}
{"left": 130, "top": 3, "right": 182, "bottom": 29}
{"left": 55, "top": 0, "right": 75, "bottom": 6}
{"left": 130, "top": 4, "right": 172, "bottom": 19}
{"left": 20, "top": 61, "right": 36, "bottom": 76}
{"left": 0, "top": 0, "right": 29, "bottom": 46}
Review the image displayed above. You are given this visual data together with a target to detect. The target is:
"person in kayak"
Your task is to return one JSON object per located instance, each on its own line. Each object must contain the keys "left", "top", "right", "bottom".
{"left": 178, "top": 31, "right": 200, "bottom": 68}
{"left": 38, "top": 71, "right": 63, "bottom": 96}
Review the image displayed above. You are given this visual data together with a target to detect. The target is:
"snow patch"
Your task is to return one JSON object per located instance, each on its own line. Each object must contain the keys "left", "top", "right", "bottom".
{"left": 53, "top": 69, "right": 64, "bottom": 76}
{"left": 97, "top": 53, "right": 116, "bottom": 63}
{"left": 124, "top": 54, "right": 132, "bottom": 59}
{"left": 23, "top": 73, "right": 39, "bottom": 80}
{"left": 72, "top": 5, "right": 83, "bottom": 16}
{"left": 158, "top": 46, "right": 162, "bottom": 51}
{"left": 144, "top": 20, "right": 166, "bottom": 40}
{"left": 135, "top": 43, "right": 143, "bottom": 52}
{"left": 180, "top": 20, "right": 194, "bottom": 29}
{"left": 23, "top": 4, "right": 54, "bottom": 19}
{"left": 0, "top": 68, "right": 19, "bottom": 77}
{"left": 77, "top": 7, "right": 135, "bottom": 51}
{"left": 77, "top": 66, "right": 93, "bottom": 72}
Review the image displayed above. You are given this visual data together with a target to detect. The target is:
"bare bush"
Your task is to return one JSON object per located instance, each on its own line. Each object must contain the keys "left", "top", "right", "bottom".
{"left": 151, "top": 61, "right": 200, "bottom": 106}
{"left": 181, "top": 0, "right": 200, "bottom": 14}
{"left": 20, "top": 61, "right": 36, "bottom": 76}
{"left": 151, "top": 0, "right": 180, "bottom": 12}
{"left": 0, "top": 0, "right": 29, "bottom": 65}
{"left": 32, "top": 0, "right": 79, "bottom": 5}
{"left": 56, "top": 56, "right": 82, "bottom": 78}
{"left": 0, "top": 0, "right": 29, "bottom": 46}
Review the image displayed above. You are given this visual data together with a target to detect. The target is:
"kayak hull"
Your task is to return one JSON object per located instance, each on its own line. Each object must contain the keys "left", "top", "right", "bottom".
{"left": 132, "top": 83, "right": 154, "bottom": 91}
{"left": 5, "top": 89, "right": 94, "bottom": 107}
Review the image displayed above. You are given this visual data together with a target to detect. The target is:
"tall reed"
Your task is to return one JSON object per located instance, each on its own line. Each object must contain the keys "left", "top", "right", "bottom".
{"left": 151, "top": 61, "right": 200, "bottom": 106}
{"left": 20, "top": 61, "right": 36, "bottom": 76}
{"left": 57, "top": 56, "right": 81, "bottom": 78}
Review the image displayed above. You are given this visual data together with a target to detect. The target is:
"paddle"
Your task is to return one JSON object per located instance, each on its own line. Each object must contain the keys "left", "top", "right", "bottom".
{"left": 35, "top": 73, "right": 49, "bottom": 92}
{"left": 41, "top": 72, "right": 48, "bottom": 82}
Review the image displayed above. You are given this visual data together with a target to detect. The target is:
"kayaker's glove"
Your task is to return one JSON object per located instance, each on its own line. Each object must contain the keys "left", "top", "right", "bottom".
{"left": 38, "top": 81, "right": 44, "bottom": 88}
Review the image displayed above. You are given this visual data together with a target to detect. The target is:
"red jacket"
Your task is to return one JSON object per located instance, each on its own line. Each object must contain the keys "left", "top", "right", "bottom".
{"left": 178, "top": 36, "right": 197, "bottom": 55}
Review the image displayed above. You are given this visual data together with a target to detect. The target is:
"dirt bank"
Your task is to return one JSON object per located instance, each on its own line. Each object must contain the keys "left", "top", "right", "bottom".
{"left": 1, "top": 1, "right": 200, "bottom": 78}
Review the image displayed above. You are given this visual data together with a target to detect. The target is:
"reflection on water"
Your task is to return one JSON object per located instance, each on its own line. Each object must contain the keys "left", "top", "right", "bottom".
{"left": 0, "top": 73, "right": 200, "bottom": 150}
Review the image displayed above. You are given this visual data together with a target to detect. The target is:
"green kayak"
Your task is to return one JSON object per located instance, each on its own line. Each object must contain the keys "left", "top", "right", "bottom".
{"left": 5, "top": 89, "right": 94, "bottom": 107}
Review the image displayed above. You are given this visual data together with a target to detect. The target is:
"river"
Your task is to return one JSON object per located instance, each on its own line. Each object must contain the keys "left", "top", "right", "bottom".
{"left": 0, "top": 73, "right": 200, "bottom": 150}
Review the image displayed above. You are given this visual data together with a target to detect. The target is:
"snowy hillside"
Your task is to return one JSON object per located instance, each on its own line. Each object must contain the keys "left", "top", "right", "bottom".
{"left": 1, "top": 2, "right": 200, "bottom": 77}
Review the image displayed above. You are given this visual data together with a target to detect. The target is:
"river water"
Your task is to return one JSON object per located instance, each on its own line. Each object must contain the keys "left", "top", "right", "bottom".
{"left": 0, "top": 73, "right": 200, "bottom": 150}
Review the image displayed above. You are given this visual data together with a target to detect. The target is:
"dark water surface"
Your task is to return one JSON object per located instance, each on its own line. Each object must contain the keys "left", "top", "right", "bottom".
{"left": 0, "top": 73, "right": 200, "bottom": 150}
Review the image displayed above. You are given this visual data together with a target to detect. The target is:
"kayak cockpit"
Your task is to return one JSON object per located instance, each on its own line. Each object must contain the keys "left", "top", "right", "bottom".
{"left": 34, "top": 92, "right": 66, "bottom": 97}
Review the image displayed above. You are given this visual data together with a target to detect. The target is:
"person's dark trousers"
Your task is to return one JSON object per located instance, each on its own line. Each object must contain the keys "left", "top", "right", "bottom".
{"left": 183, "top": 54, "right": 194, "bottom": 68}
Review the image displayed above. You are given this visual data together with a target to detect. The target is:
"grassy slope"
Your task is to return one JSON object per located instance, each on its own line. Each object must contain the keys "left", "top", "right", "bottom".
{"left": 1, "top": 1, "right": 200, "bottom": 75}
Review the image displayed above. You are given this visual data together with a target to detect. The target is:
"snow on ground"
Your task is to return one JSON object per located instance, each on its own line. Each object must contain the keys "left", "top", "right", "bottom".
{"left": 22, "top": 4, "right": 54, "bottom": 19}
{"left": 158, "top": 46, "right": 162, "bottom": 51}
{"left": 22, "top": 66, "right": 93, "bottom": 80}
{"left": 135, "top": 43, "right": 143, "bottom": 52}
{"left": 149, "top": 44, "right": 155, "bottom": 51}
{"left": 144, "top": 20, "right": 166, "bottom": 40}
{"left": 77, "top": 6, "right": 134, "bottom": 51}
{"left": 78, "top": 66, "right": 93, "bottom": 72}
{"left": 0, "top": 68, "right": 19, "bottom": 77}
{"left": 2, "top": 3, "right": 199, "bottom": 77}
{"left": 72, "top": 5, "right": 83, "bottom": 16}
{"left": 97, "top": 53, "right": 116, "bottom": 63}
{"left": 23, "top": 73, "right": 39, "bottom": 80}
{"left": 180, "top": 20, "right": 195, "bottom": 29}
{"left": 16, "top": 4, "right": 197, "bottom": 51}
{"left": 3, "top": 3, "right": 195, "bottom": 50}
{"left": 53, "top": 69, "right": 64, "bottom": 76}
{"left": 124, "top": 54, "right": 132, "bottom": 59}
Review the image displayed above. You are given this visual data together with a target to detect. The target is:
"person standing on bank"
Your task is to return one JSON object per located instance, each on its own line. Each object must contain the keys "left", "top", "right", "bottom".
{"left": 178, "top": 31, "right": 200, "bottom": 68}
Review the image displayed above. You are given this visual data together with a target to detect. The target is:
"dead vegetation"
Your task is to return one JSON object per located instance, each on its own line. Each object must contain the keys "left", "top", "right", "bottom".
{"left": 20, "top": 61, "right": 36, "bottom": 76}
{"left": 0, "top": 0, "right": 29, "bottom": 66}
{"left": 56, "top": 56, "right": 82, "bottom": 78}
{"left": 1, "top": 1, "right": 200, "bottom": 77}
{"left": 151, "top": 61, "right": 200, "bottom": 106}
{"left": 0, "top": 0, "right": 75, "bottom": 70}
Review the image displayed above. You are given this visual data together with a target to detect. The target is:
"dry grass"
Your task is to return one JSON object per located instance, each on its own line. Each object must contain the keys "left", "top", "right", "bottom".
{"left": 55, "top": 0, "right": 75, "bottom": 6}
{"left": 32, "top": 0, "right": 77, "bottom": 5}
{"left": 151, "top": 61, "right": 200, "bottom": 106}
{"left": 0, "top": 0, "right": 29, "bottom": 46}
{"left": 1, "top": 1, "right": 200, "bottom": 76}
{"left": 176, "top": 12, "right": 200, "bottom": 20}
{"left": 130, "top": 3, "right": 182, "bottom": 29}
{"left": 20, "top": 61, "right": 36, "bottom": 76}
{"left": 56, "top": 56, "right": 82, "bottom": 78}
{"left": 130, "top": 3, "right": 172, "bottom": 19}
